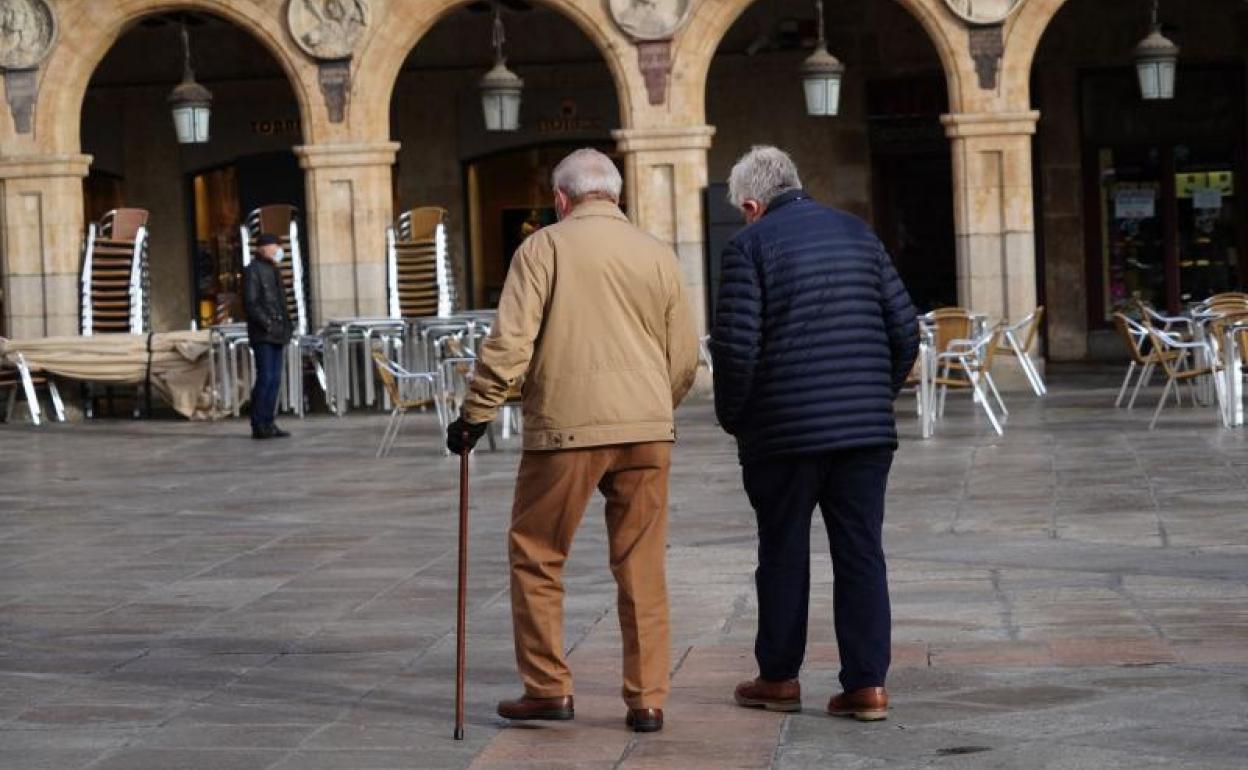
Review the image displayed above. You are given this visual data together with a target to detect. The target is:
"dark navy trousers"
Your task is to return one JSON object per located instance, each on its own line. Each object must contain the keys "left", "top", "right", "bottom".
{"left": 249, "top": 342, "right": 284, "bottom": 429}
{"left": 743, "top": 447, "right": 893, "bottom": 691}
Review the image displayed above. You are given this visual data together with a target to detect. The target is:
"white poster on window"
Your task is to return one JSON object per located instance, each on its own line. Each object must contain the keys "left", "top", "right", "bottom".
{"left": 1114, "top": 188, "right": 1156, "bottom": 219}
{"left": 1192, "top": 187, "right": 1223, "bottom": 210}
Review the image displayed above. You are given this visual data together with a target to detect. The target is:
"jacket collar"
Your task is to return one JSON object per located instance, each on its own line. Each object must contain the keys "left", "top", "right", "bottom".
{"left": 566, "top": 199, "right": 628, "bottom": 222}
{"left": 763, "top": 189, "right": 810, "bottom": 218}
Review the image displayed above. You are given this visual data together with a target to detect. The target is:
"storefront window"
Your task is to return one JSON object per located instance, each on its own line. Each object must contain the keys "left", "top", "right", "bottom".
{"left": 1099, "top": 148, "right": 1165, "bottom": 314}
{"left": 1084, "top": 66, "right": 1246, "bottom": 320}
{"left": 1174, "top": 156, "right": 1237, "bottom": 303}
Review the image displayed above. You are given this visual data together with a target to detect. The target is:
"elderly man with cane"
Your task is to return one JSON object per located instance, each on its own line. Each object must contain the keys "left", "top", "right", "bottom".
{"left": 710, "top": 146, "right": 918, "bottom": 720}
{"left": 446, "top": 148, "right": 700, "bottom": 733}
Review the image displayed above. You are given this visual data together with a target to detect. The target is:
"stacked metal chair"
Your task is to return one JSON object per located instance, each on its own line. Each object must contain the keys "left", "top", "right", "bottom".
{"left": 387, "top": 207, "right": 458, "bottom": 320}
{"left": 80, "top": 208, "right": 150, "bottom": 336}
{"left": 240, "top": 204, "right": 308, "bottom": 336}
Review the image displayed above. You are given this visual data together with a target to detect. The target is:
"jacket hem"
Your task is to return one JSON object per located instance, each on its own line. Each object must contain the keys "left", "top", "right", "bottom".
{"left": 523, "top": 422, "right": 677, "bottom": 451}
{"left": 737, "top": 436, "right": 899, "bottom": 465}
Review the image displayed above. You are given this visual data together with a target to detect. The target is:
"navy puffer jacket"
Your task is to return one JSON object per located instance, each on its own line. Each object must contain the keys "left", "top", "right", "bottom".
{"left": 709, "top": 190, "right": 919, "bottom": 464}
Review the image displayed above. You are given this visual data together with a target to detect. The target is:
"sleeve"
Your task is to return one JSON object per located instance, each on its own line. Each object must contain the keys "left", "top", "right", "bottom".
{"left": 878, "top": 244, "right": 919, "bottom": 396}
{"left": 665, "top": 265, "right": 700, "bottom": 409}
{"left": 707, "top": 240, "right": 763, "bottom": 435}
{"left": 242, "top": 265, "right": 270, "bottom": 335}
{"left": 460, "top": 236, "right": 552, "bottom": 425}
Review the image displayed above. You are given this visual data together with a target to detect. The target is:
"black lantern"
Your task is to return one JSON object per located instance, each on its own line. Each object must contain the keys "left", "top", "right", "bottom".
{"left": 479, "top": 7, "right": 523, "bottom": 132}
{"left": 168, "top": 24, "right": 212, "bottom": 143}
{"left": 1134, "top": 0, "right": 1178, "bottom": 101}
{"left": 801, "top": 0, "right": 845, "bottom": 117}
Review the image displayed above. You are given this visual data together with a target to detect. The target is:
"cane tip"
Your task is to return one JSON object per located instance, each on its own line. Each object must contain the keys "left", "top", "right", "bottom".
{"left": 454, "top": 727, "right": 464, "bottom": 741}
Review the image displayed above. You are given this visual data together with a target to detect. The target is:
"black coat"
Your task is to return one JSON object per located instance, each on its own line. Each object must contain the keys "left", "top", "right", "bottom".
{"left": 709, "top": 190, "right": 919, "bottom": 464}
{"left": 243, "top": 258, "right": 293, "bottom": 345}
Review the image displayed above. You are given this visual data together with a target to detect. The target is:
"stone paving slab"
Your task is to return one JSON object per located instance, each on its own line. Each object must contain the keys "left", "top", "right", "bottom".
{"left": 1, "top": 369, "right": 1247, "bottom": 768}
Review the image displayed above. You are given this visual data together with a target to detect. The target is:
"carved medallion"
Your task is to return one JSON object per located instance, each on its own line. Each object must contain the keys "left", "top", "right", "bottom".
{"left": 608, "top": 0, "right": 691, "bottom": 42}
{"left": 287, "top": 0, "right": 369, "bottom": 60}
{"left": 0, "top": 0, "right": 56, "bottom": 70}
{"left": 943, "top": 0, "right": 1023, "bottom": 25}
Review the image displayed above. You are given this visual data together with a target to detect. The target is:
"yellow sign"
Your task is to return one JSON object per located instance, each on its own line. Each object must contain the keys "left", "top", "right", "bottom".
{"left": 1176, "top": 170, "right": 1234, "bottom": 198}
{"left": 1175, "top": 172, "right": 1205, "bottom": 198}
{"left": 1208, "top": 171, "right": 1234, "bottom": 195}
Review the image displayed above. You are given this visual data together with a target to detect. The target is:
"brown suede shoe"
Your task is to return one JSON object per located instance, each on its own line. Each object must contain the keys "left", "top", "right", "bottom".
{"left": 626, "top": 707, "right": 663, "bottom": 733}
{"left": 497, "top": 694, "right": 574, "bottom": 721}
{"left": 734, "top": 677, "right": 802, "bottom": 712}
{"left": 827, "top": 687, "right": 888, "bottom": 721}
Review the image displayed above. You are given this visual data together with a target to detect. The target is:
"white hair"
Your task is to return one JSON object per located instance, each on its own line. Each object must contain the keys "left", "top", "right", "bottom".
{"left": 727, "top": 145, "right": 802, "bottom": 209}
{"left": 551, "top": 148, "right": 623, "bottom": 202}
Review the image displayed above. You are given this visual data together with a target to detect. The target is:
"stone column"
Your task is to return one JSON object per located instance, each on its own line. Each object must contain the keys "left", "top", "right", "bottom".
{"left": 0, "top": 154, "right": 91, "bottom": 339}
{"left": 942, "top": 112, "right": 1043, "bottom": 378}
{"left": 613, "top": 125, "right": 716, "bottom": 336}
{"left": 293, "top": 142, "right": 399, "bottom": 324}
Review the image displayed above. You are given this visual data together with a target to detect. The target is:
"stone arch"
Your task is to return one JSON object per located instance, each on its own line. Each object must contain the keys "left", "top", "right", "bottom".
{"left": 31, "top": 0, "right": 320, "bottom": 154}
{"left": 350, "top": 0, "right": 640, "bottom": 141}
{"left": 673, "top": 0, "right": 970, "bottom": 121}
{"left": 998, "top": 0, "right": 1067, "bottom": 107}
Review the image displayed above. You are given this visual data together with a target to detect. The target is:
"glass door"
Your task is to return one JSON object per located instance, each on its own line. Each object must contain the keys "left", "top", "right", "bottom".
{"left": 1098, "top": 147, "right": 1166, "bottom": 314}
{"left": 1174, "top": 148, "right": 1238, "bottom": 304}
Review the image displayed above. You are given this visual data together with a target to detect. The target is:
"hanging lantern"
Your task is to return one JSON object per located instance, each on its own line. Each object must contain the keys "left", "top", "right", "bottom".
{"left": 801, "top": 0, "right": 845, "bottom": 117}
{"left": 168, "top": 24, "right": 212, "bottom": 143}
{"left": 479, "top": 8, "right": 523, "bottom": 132}
{"left": 1134, "top": 0, "right": 1179, "bottom": 101}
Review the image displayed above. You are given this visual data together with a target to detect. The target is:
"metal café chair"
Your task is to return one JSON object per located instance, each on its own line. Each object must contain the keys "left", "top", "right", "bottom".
{"left": 371, "top": 350, "right": 447, "bottom": 458}
{"left": 208, "top": 323, "right": 253, "bottom": 417}
{"left": 1143, "top": 326, "right": 1224, "bottom": 431}
{"left": 904, "top": 322, "right": 937, "bottom": 439}
{"left": 699, "top": 335, "right": 714, "bottom": 375}
{"left": 1208, "top": 312, "right": 1248, "bottom": 428}
{"left": 1218, "top": 321, "right": 1248, "bottom": 428}
{"left": 1111, "top": 312, "right": 1180, "bottom": 410}
{"left": 439, "top": 350, "right": 521, "bottom": 451}
{"left": 934, "top": 324, "right": 1007, "bottom": 436}
{"left": 1, "top": 353, "right": 65, "bottom": 426}
{"left": 995, "top": 306, "right": 1047, "bottom": 396}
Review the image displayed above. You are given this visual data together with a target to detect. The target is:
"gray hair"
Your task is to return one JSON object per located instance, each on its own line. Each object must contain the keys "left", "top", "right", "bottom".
{"left": 551, "top": 148, "right": 623, "bottom": 202}
{"left": 727, "top": 145, "right": 802, "bottom": 209}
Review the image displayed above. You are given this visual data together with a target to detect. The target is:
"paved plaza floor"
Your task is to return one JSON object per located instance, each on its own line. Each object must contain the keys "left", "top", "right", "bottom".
{"left": 2, "top": 368, "right": 1247, "bottom": 769}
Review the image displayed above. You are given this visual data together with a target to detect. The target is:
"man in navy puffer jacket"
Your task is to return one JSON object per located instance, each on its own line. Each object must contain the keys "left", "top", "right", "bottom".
{"left": 710, "top": 146, "right": 918, "bottom": 721}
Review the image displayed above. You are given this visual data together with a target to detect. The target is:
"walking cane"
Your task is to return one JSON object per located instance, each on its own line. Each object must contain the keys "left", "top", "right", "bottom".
{"left": 454, "top": 435, "right": 469, "bottom": 740}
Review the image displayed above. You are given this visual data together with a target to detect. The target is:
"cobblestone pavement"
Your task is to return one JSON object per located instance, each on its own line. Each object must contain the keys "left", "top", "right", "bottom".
{"left": 2, "top": 368, "right": 1246, "bottom": 769}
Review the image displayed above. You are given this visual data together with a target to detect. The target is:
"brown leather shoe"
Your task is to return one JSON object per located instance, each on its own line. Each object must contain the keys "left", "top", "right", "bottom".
{"left": 827, "top": 687, "right": 888, "bottom": 721}
{"left": 496, "top": 694, "right": 574, "bottom": 721}
{"left": 734, "top": 677, "right": 801, "bottom": 712}
{"left": 626, "top": 707, "right": 663, "bottom": 732}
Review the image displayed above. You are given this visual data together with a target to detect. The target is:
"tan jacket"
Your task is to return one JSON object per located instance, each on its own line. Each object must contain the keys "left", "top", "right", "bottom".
{"left": 462, "top": 200, "right": 700, "bottom": 450}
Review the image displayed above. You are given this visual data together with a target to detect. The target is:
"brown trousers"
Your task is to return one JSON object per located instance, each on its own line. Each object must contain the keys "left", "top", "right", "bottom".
{"left": 508, "top": 441, "right": 671, "bottom": 709}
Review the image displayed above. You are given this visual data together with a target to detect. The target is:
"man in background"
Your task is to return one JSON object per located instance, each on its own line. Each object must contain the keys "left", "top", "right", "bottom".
{"left": 243, "top": 233, "right": 292, "bottom": 440}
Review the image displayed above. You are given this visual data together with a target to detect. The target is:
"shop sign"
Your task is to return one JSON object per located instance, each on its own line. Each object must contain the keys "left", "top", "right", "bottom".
{"left": 250, "top": 119, "right": 301, "bottom": 136}
{"left": 1114, "top": 187, "right": 1156, "bottom": 220}
{"left": 536, "top": 99, "right": 601, "bottom": 134}
{"left": 1176, "top": 171, "right": 1234, "bottom": 198}
{"left": 1192, "top": 188, "right": 1223, "bottom": 210}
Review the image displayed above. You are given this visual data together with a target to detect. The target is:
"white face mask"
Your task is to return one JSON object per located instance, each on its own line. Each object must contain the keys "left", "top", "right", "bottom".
{"left": 272, "top": 247, "right": 285, "bottom": 264}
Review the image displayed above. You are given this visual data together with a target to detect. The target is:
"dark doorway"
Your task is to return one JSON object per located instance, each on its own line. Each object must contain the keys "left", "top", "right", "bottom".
{"left": 187, "top": 151, "right": 304, "bottom": 327}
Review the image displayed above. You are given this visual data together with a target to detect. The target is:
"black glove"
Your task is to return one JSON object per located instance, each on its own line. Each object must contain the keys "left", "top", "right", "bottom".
{"left": 446, "top": 417, "right": 489, "bottom": 455}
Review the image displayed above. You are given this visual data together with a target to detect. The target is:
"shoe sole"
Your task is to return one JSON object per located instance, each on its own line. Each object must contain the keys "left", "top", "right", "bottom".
{"left": 627, "top": 721, "right": 662, "bottom": 733}
{"left": 828, "top": 709, "right": 888, "bottom": 722}
{"left": 498, "top": 711, "right": 574, "bottom": 721}
{"left": 734, "top": 695, "right": 802, "bottom": 713}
